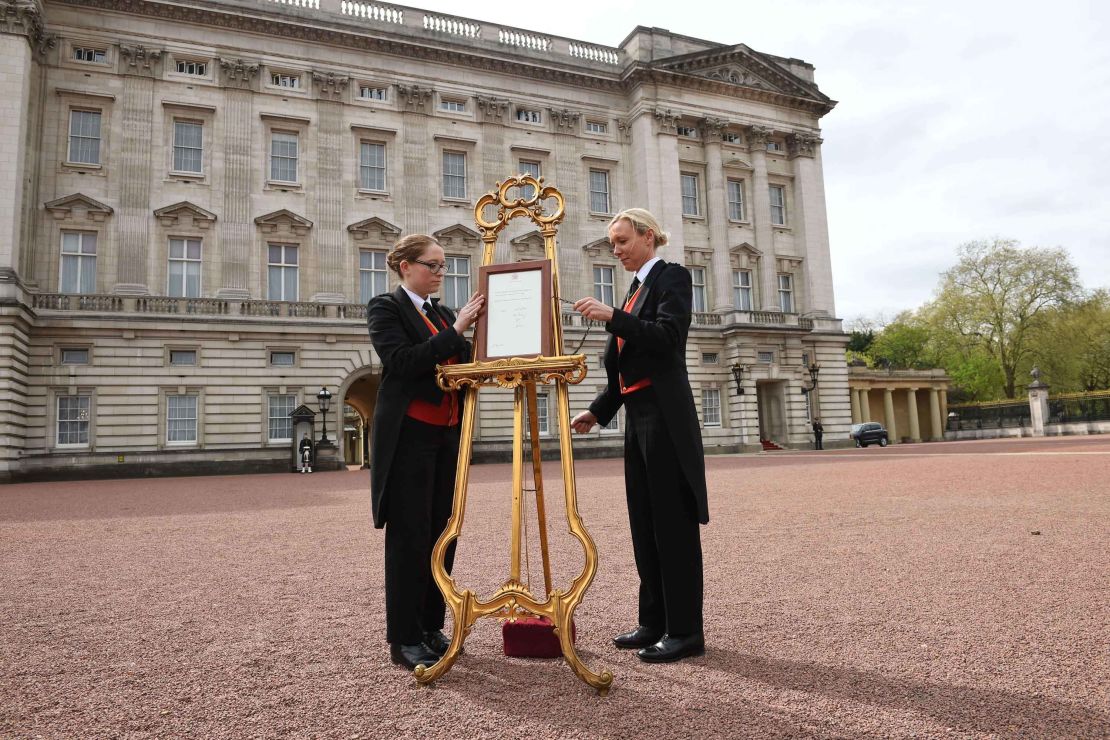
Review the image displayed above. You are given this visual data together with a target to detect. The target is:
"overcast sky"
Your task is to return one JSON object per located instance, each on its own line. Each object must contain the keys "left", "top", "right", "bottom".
{"left": 410, "top": 0, "right": 1110, "bottom": 322}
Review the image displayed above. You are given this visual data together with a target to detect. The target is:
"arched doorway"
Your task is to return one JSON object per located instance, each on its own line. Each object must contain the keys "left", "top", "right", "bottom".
{"left": 338, "top": 367, "right": 379, "bottom": 469}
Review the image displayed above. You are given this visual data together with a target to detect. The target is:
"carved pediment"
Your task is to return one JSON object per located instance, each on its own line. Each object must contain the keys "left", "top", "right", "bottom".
{"left": 254, "top": 209, "right": 313, "bottom": 236}
{"left": 289, "top": 404, "right": 316, "bottom": 421}
{"left": 776, "top": 255, "right": 804, "bottom": 272}
{"left": 582, "top": 237, "right": 611, "bottom": 258}
{"left": 684, "top": 246, "right": 714, "bottom": 267}
{"left": 510, "top": 230, "right": 546, "bottom": 260}
{"left": 654, "top": 45, "right": 828, "bottom": 103}
{"left": 433, "top": 224, "right": 480, "bottom": 250}
{"left": 44, "top": 193, "right": 114, "bottom": 222}
{"left": 154, "top": 201, "right": 216, "bottom": 229}
{"left": 347, "top": 216, "right": 401, "bottom": 243}
{"left": 729, "top": 242, "right": 761, "bottom": 270}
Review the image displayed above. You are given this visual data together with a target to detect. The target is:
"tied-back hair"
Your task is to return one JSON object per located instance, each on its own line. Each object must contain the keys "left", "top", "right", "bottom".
{"left": 386, "top": 234, "right": 440, "bottom": 275}
{"left": 608, "top": 208, "right": 670, "bottom": 248}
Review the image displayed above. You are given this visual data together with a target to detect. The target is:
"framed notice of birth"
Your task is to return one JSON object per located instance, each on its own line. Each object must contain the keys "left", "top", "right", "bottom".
{"left": 474, "top": 259, "right": 554, "bottom": 361}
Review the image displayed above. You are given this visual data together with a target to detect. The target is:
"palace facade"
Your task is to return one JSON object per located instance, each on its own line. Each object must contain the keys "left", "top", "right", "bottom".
{"left": 0, "top": 0, "right": 852, "bottom": 480}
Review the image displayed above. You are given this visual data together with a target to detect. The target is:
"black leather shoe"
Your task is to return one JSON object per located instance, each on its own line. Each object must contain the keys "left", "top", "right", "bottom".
{"left": 612, "top": 626, "right": 664, "bottom": 650}
{"left": 422, "top": 629, "right": 451, "bottom": 657}
{"left": 636, "top": 633, "right": 705, "bottom": 663}
{"left": 390, "top": 642, "right": 439, "bottom": 670}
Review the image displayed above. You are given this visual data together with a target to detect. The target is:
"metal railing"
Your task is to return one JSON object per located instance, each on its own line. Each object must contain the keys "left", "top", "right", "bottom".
{"left": 1049, "top": 392, "right": 1110, "bottom": 423}
{"left": 947, "top": 400, "right": 1029, "bottom": 431}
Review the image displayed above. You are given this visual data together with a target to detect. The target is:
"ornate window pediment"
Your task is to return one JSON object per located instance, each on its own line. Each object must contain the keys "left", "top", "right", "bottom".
{"left": 347, "top": 216, "right": 401, "bottom": 243}
{"left": 433, "top": 224, "right": 480, "bottom": 251}
{"left": 582, "top": 237, "right": 611, "bottom": 258}
{"left": 154, "top": 201, "right": 216, "bottom": 229}
{"left": 44, "top": 193, "right": 114, "bottom": 222}
{"left": 510, "top": 230, "right": 546, "bottom": 261}
{"left": 254, "top": 209, "right": 312, "bottom": 236}
{"left": 729, "top": 242, "right": 761, "bottom": 270}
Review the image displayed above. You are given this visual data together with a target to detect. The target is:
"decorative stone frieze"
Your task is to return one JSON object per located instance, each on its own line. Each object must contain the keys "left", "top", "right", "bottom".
{"left": 786, "top": 132, "right": 821, "bottom": 158}
{"left": 153, "top": 201, "right": 216, "bottom": 230}
{"left": 312, "top": 71, "right": 349, "bottom": 101}
{"left": 44, "top": 193, "right": 114, "bottom": 222}
{"left": 476, "top": 95, "right": 510, "bottom": 122}
{"left": 118, "top": 44, "right": 162, "bottom": 76}
{"left": 254, "top": 209, "right": 312, "bottom": 237}
{"left": 219, "top": 57, "right": 259, "bottom": 89}
{"left": 547, "top": 108, "right": 581, "bottom": 130}
{"left": 746, "top": 125, "right": 772, "bottom": 147}
{"left": 653, "top": 108, "right": 678, "bottom": 134}
{"left": 396, "top": 84, "right": 432, "bottom": 111}
{"left": 347, "top": 216, "right": 401, "bottom": 243}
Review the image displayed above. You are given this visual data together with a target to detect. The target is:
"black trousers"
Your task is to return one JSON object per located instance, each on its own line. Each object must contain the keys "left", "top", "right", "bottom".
{"left": 383, "top": 416, "right": 459, "bottom": 645}
{"left": 623, "top": 389, "right": 704, "bottom": 637}
{"left": 814, "top": 433, "right": 823, "bottom": 450}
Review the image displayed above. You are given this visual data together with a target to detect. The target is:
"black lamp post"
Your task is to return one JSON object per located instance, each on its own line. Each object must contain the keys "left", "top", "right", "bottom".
{"left": 800, "top": 361, "right": 821, "bottom": 395}
{"left": 730, "top": 362, "right": 746, "bottom": 395}
{"left": 317, "top": 386, "right": 333, "bottom": 444}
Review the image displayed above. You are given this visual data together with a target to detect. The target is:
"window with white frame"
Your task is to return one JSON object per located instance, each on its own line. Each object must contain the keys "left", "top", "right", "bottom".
{"left": 269, "top": 351, "right": 295, "bottom": 367}
{"left": 602, "top": 412, "right": 619, "bottom": 431}
{"left": 442, "top": 256, "right": 470, "bottom": 309}
{"left": 534, "top": 392, "right": 550, "bottom": 435}
{"left": 758, "top": 351, "right": 775, "bottom": 364}
{"left": 172, "top": 120, "right": 203, "bottom": 174}
{"left": 68, "top": 110, "right": 102, "bottom": 165}
{"left": 769, "top": 185, "right": 787, "bottom": 225}
{"left": 359, "top": 141, "right": 386, "bottom": 191}
{"left": 681, "top": 173, "right": 700, "bottom": 217}
{"left": 727, "top": 179, "right": 745, "bottom": 221}
{"left": 56, "top": 395, "right": 91, "bottom": 446}
{"left": 585, "top": 120, "right": 608, "bottom": 134}
{"left": 270, "top": 131, "right": 299, "bottom": 183}
{"left": 359, "top": 249, "right": 388, "bottom": 302}
{"left": 778, "top": 273, "right": 795, "bottom": 313}
{"left": 677, "top": 126, "right": 698, "bottom": 138}
{"left": 440, "top": 98, "right": 466, "bottom": 112}
{"left": 691, "top": 267, "right": 707, "bottom": 312}
{"left": 766, "top": 140, "right": 783, "bottom": 152}
{"left": 442, "top": 151, "right": 467, "bottom": 199}
{"left": 516, "top": 108, "right": 542, "bottom": 123}
{"left": 267, "top": 244, "right": 299, "bottom": 301}
{"left": 168, "top": 237, "right": 202, "bottom": 298}
{"left": 271, "top": 73, "right": 300, "bottom": 88}
{"left": 723, "top": 131, "right": 741, "bottom": 144}
{"left": 60, "top": 348, "right": 89, "bottom": 365}
{"left": 588, "top": 169, "right": 610, "bottom": 214}
{"left": 175, "top": 59, "right": 206, "bottom": 76}
{"left": 167, "top": 394, "right": 198, "bottom": 443}
{"left": 593, "top": 265, "right": 615, "bottom": 305}
{"left": 359, "top": 85, "right": 388, "bottom": 100}
{"left": 701, "top": 352, "right": 719, "bottom": 365}
{"left": 702, "top": 388, "right": 721, "bottom": 426}
{"left": 268, "top": 394, "right": 296, "bottom": 442}
{"left": 733, "top": 269, "right": 753, "bottom": 311}
{"left": 73, "top": 47, "right": 106, "bottom": 63}
{"left": 518, "top": 159, "right": 540, "bottom": 199}
{"left": 60, "top": 231, "right": 97, "bottom": 294}
{"left": 169, "top": 350, "right": 197, "bottom": 366}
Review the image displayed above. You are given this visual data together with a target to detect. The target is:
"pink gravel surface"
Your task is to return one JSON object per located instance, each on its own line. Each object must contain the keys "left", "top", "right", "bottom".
{"left": 1, "top": 435, "right": 1108, "bottom": 739}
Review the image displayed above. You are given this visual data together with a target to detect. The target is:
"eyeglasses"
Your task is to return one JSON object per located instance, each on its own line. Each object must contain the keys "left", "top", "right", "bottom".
{"left": 412, "top": 259, "right": 448, "bottom": 275}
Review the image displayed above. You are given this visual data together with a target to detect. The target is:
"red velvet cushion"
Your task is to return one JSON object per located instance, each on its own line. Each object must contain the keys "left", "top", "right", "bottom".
{"left": 502, "top": 616, "right": 576, "bottom": 658}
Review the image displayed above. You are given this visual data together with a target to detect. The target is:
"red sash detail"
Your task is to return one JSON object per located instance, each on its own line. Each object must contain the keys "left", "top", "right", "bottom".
{"left": 618, "top": 283, "right": 652, "bottom": 395}
{"left": 405, "top": 308, "right": 460, "bottom": 426}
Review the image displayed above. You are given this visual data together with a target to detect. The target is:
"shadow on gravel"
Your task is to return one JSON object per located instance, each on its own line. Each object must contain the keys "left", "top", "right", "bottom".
{"left": 710, "top": 649, "right": 1110, "bottom": 739}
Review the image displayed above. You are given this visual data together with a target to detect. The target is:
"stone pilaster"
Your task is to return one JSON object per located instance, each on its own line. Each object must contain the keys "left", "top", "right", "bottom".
{"left": 114, "top": 50, "right": 162, "bottom": 293}
{"left": 906, "top": 388, "right": 921, "bottom": 442}
{"left": 701, "top": 117, "right": 732, "bottom": 312}
{"left": 397, "top": 85, "right": 432, "bottom": 235}
{"left": 787, "top": 131, "right": 834, "bottom": 316}
{"left": 312, "top": 74, "right": 348, "bottom": 301}
{"left": 747, "top": 126, "right": 777, "bottom": 311}
{"left": 651, "top": 109, "right": 683, "bottom": 248}
{"left": 215, "top": 58, "right": 258, "bottom": 298}
{"left": 850, "top": 387, "right": 860, "bottom": 424}
{"left": 883, "top": 387, "right": 897, "bottom": 442}
{"left": 860, "top": 388, "right": 872, "bottom": 423}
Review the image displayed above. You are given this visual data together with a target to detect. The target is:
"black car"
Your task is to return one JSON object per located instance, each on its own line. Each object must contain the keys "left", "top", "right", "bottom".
{"left": 849, "top": 422, "right": 889, "bottom": 447}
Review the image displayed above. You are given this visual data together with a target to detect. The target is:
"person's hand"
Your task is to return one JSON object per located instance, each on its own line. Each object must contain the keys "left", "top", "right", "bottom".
{"left": 453, "top": 292, "right": 485, "bottom": 333}
{"left": 572, "top": 297, "right": 614, "bottom": 323}
{"left": 571, "top": 410, "right": 598, "bottom": 434}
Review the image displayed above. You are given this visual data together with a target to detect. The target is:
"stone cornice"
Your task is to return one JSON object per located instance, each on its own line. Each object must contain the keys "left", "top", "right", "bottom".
{"left": 2, "top": 0, "right": 55, "bottom": 56}
{"left": 49, "top": 0, "right": 833, "bottom": 117}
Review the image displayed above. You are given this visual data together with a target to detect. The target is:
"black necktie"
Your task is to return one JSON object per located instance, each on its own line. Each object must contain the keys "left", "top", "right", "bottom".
{"left": 624, "top": 277, "right": 641, "bottom": 306}
{"left": 423, "top": 300, "right": 447, "bottom": 330}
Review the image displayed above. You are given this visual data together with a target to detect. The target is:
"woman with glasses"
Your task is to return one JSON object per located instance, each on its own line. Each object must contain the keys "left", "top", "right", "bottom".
{"left": 367, "top": 234, "right": 485, "bottom": 671}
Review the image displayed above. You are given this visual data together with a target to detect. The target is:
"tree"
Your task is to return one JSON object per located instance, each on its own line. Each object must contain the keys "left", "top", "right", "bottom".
{"left": 931, "top": 239, "right": 1080, "bottom": 398}
{"left": 868, "top": 311, "right": 932, "bottom": 369}
{"left": 1032, "top": 290, "right": 1110, "bottom": 391}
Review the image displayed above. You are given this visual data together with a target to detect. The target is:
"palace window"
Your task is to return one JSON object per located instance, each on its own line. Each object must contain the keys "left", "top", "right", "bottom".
{"left": 702, "top": 388, "right": 721, "bottom": 427}
{"left": 359, "top": 141, "right": 386, "bottom": 191}
{"left": 769, "top": 185, "right": 787, "bottom": 225}
{"left": 269, "top": 132, "right": 299, "bottom": 183}
{"left": 359, "top": 250, "right": 388, "bottom": 302}
{"left": 442, "top": 151, "right": 467, "bottom": 199}
{"left": 169, "top": 350, "right": 197, "bottom": 366}
{"left": 271, "top": 73, "right": 301, "bottom": 88}
{"left": 778, "top": 274, "right": 795, "bottom": 313}
{"left": 176, "top": 60, "right": 206, "bottom": 76}
{"left": 440, "top": 99, "right": 466, "bottom": 113}
{"left": 680, "top": 173, "right": 700, "bottom": 216}
{"left": 359, "top": 85, "right": 388, "bottom": 100}
{"left": 166, "top": 394, "right": 198, "bottom": 444}
{"left": 268, "top": 394, "right": 296, "bottom": 442}
{"left": 518, "top": 159, "right": 540, "bottom": 199}
{"left": 727, "top": 179, "right": 745, "bottom": 221}
{"left": 588, "top": 169, "right": 610, "bottom": 214}
{"left": 267, "top": 244, "right": 299, "bottom": 301}
{"left": 585, "top": 120, "right": 608, "bottom": 134}
{"left": 516, "top": 108, "right": 542, "bottom": 123}
{"left": 60, "top": 231, "right": 97, "bottom": 294}
{"left": 593, "top": 265, "right": 615, "bottom": 305}
{"left": 68, "top": 110, "right": 102, "bottom": 165}
{"left": 733, "top": 269, "right": 753, "bottom": 311}
{"left": 172, "top": 120, "right": 203, "bottom": 174}
{"left": 691, "top": 267, "right": 707, "bottom": 312}
{"left": 73, "top": 47, "right": 107, "bottom": 63}
{"left": 57, "top": 395, "right": 91, "bottom": 446}
{"left": 442, "top": 256, "right": 470, "bottom": 309}
{"left": 168, "top": 237, "right": 202, "bottom": 298}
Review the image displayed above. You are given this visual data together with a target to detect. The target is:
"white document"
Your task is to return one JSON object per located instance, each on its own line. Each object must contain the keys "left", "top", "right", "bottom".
{"left": 486, "top": 269, "right": 543, "bottom": 357}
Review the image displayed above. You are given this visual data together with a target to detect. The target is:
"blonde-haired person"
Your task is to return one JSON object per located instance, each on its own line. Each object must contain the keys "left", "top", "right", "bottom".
{"left": 571, "top": 208, "right": 708, "bottom": 663}
{"left": 367, "top": 234, "right": 485, "bottom": 670}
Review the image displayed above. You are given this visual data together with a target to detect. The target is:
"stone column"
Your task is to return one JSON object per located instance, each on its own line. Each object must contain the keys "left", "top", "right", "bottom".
{"left": 311, "top": 72, "right": 349, "bottom": 302}
{"left": 1028, "top": 375, "right": 1050, "bottom": 437}
{"left": 883, "top": 388, "right": 898, "bottom": 442}
{"left": 551, "top": 108, "right": 583, "bottom": 291}
{"left": 849, "top": 387, "right": 860, "bottom": 424}
{"left": 940, "top": 389, "right": 948, "bottom": 423}
{"left": 397, "top": 85, "right": 433, "bottom": 235}
{"left": 786, "top": 133, "right": 834, "bottom": 316}
{"left": 746, "top": 127, "right": 778, "bottom": 311}
{"left": 929, "top": 388, "right": 943, "bottom": 441}
{"left": 216, "top": 58, "right": 259, "bottom": 299}
{"left": 906, "top": 388, "right": 921, "bottom": 442}
{"left": 114, "top": 44, "right": 163, "bottom": 294}
{"left": 651, "top": 109, "right": 684, "bottom": 245}
{"left": 860, "top": 388, "right": 872, "bottom": 422}
{"left": 701, "top": 117, "right": 733, "bottom": 312}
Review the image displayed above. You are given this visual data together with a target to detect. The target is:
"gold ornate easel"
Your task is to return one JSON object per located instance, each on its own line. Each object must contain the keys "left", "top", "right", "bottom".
{"left": 413, "top": 176, "right": 613, "bottom": 694}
